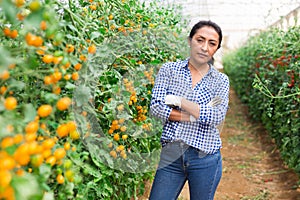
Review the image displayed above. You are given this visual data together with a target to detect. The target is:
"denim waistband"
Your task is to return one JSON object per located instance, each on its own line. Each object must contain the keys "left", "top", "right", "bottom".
{"left": 161, "top": 139, "right": 208, "bottom": 156}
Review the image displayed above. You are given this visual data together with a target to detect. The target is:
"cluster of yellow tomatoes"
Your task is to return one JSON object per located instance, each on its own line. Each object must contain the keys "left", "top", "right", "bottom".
{"left": 0, "top": 0, "right": 100, "bottom": 199}
{"left": 0, "top": 0, "right": 185, "bottom": 198}
{"left": 105, "top": 66, "right": 155, "bottom": 160}
{"left": 0, "top": 114, "right": 79, "bottom": 200}
{"left": 107, "top": 118, "right": 128, "bottom": 160}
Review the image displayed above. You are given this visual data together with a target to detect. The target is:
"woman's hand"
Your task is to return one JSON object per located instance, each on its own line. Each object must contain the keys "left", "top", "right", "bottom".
{"left": 165, "top": 95, "right": 182, "bottom": 107}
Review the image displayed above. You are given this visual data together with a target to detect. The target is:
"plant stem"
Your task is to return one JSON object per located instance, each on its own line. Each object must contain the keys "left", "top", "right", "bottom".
{"left": 254, "top": 74, "right": 300, "bottom": 99}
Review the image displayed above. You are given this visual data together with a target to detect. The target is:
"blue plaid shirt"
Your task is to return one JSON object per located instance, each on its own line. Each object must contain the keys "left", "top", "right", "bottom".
{"left": 150, "top": 58, "right": 230, "bottom": 154}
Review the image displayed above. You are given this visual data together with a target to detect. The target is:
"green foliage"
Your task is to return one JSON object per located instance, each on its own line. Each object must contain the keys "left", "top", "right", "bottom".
{"left": 0, "top": 0, "right": 189, "bottom": 199}
{"left": 223, "top": 26, "right": 300, "bottom": 178}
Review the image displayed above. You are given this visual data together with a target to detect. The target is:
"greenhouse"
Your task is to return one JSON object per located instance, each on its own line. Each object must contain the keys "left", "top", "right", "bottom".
{"left": 0, "top": 0, "right": 299, "bottom": 199}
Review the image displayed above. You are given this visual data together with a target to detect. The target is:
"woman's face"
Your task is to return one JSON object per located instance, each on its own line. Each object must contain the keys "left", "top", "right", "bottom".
{"left": 188, "top": 26, "right": 219, "bottom": 66}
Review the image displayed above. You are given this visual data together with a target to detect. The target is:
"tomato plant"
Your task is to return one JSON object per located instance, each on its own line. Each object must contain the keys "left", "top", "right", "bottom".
{"left": 0, "top": 0, "right": 189, "bottom": 199}
{"left": 223, "top": 25, "right": 300, "bottom": 180}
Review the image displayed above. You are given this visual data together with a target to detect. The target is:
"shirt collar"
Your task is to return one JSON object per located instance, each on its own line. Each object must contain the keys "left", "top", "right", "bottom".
{"left": 182, "top": 58, "right": 219, "bottom": 78}
{"left": 181, "top": 58, "right": 189, "bottom": 68}
{"left": 208, "top": 63, "right": 219, "bottom": 78}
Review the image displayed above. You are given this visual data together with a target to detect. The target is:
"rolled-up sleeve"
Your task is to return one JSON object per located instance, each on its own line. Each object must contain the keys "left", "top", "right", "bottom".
{"left": 150, "top": 64, "right": 173, "bottom": 122}
{"left": 198, "top": 74, "right": 230, "bottom": 126}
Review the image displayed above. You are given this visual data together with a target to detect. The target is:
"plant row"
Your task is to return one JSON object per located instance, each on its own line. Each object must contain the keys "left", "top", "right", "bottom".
{"left": 223, "top": 25, "right": 300, "bottom": 179}
{"left": 0, "top": 0, "right": 188, "bottom": 199}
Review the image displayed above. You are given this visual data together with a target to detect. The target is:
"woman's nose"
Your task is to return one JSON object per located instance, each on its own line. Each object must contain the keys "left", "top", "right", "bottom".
{"left": 201, "top": 42, "right": 208, "bottom": 51}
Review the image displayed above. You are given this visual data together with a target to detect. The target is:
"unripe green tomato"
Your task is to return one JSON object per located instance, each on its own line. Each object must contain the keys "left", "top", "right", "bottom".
{"left": 58, "top": 193, "right": 64, "bottom": 199}
{"left": 74, "top": 175, "right": 82, "bottom": 184}
{"left": 54, "top": 51, "right": 63, "bottom": 57}
{"left": 82, "top": 155, "right": 89, "bottom": 161}
{"left": 56, "top": 168, "right": 63, "bottom": 175}
{"left": 83, "top": 168, "right": 89, "bottom": 175}
{"left": 43, "top": 9, "right": 55, "bottom": 21}
{"left": 45, "top": 26, "right": 57, "bottom": 39}
{"left": 63, "top": 159, "right": 73, "bottom": 169}
{"left": 54, "top": 32, "right": 64, "bottom": 44}
{"left": 43, "top": 11, "right": 50, "bottom": 20}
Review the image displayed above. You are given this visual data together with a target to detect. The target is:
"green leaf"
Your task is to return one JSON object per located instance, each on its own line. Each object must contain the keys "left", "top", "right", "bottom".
{"left": 12, "top": 173, "right": 43, "bottom": 200}
{"left": 90, "top": 31, "right": 101, "bottom": 40}
{"left": 4, "top": 145, "right": 17, "bottom": 156}
{"left": 99, "top": 27, "right": 107, "bottom": 35}
{"left": 0, "top": 0, "right": 18, "bottom": 23}
{"left": 8, "top": 79, "right": 25, "bottom": 90}
{"left": 65, "top": 82, "right": 77, "bottom": 90}
{"left": 150, "top": 59, "right": 160, "bottom": 65}
{"left": 73, "top": 85, "right": 91, "bottom": 107}
{"left": 24, "top": 8, "right": 45, "bottom": 29}
{"left": 0, "top": 117, "right": 7, "bottom": 137}
{"left": 67, "top": 24, "right": 77, "bottom": 32}
{"left": 123, "top": 4, "right": 131, "bottom": 12}
{"left": 42, "top": 192, "right": 54, "bottom": 200}
{"left": 39, "top": 164, "right": 52, "bottom": 180}
{"left": 43, "top": 93, "right": 59, "bottom": 102}
{"left": 23, "top": 104, "right": 37, "bottom": 122}
{"left": 0, "top": 47, "right": 13, "bottom": 72}
{"left": 27, "top": 54, "right": 40, "bottom": 70}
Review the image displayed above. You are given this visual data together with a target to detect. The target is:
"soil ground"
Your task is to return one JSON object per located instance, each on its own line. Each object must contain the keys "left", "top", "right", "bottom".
{"left": 142, "top": 88, "right": 300, "bottom": 200}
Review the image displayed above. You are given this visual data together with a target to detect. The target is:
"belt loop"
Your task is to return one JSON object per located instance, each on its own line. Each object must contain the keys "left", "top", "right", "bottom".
{"left": 179, "top": 141, "right": 184, "bottom": 148}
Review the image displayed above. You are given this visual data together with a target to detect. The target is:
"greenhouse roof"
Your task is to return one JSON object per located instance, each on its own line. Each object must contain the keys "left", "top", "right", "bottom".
{"left": 152, "top": 0, "right": 300, "bottom": 49}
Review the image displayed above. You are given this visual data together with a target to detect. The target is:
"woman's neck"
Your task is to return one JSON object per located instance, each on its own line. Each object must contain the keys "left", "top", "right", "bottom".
{"left": 188, "top": 60, "right": 210, "bottom": 73}
{"left": 188, "top": 61, "right": 210, "bottom": 87}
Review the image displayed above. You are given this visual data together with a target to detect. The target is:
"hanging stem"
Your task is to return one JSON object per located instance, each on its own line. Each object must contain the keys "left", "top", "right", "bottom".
{"left": 253, "top": 74, "right": 300, "bottom": 99}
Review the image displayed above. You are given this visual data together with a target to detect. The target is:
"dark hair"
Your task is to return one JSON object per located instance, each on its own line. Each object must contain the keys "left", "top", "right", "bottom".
{"left": 189, "top": 20, "right": 222, "bottom": 49}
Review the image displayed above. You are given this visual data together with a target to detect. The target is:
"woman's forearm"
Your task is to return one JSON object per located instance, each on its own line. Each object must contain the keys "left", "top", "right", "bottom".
{"left": 181, "top": 98, "right": 200, "bottom": 119}
{"left": 168, "top": 109, "right": 191, "bottom": 122}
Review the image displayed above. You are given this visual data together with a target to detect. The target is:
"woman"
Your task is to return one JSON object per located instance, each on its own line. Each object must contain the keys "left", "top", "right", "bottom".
{"left": 149, "top": 20, "right": 230, "bottom": 200}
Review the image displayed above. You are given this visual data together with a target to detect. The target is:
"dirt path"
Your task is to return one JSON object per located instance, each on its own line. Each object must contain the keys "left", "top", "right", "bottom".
{"left": 141, "top": 88, "right": 300, "bottom": 200}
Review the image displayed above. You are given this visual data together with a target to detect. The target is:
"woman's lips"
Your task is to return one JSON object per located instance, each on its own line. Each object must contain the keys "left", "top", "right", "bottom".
{"left": 197, "top": 53, "right": 208, "bottom": 58}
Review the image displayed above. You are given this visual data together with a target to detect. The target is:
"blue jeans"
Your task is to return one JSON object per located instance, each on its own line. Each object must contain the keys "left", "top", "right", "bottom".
{"left": 149, "top": 141, "right": 222, "bottom": 200}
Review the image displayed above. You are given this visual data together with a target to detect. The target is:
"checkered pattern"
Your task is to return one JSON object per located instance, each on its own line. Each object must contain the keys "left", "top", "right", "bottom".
{"left": 150, "top": 58, "right": 230, "bottom": 154}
